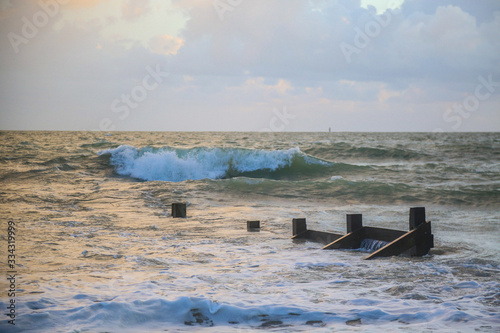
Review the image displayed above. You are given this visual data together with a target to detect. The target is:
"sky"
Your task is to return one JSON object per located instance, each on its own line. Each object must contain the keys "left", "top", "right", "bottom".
{"left": 0, "top": 0, "right": 499, "bottom": 132}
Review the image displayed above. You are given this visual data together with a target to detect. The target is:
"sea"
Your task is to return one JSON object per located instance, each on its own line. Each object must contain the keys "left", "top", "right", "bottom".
{"left": 0, "top": 131, "right": 499, "bottom": 332}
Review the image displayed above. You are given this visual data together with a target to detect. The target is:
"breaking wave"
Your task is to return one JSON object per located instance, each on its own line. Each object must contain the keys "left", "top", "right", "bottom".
{"left": 1, "top": 295, "right": 485, "bottom": 332}
{"left": 96, "top": 143, "right": 499, "bottom": 207}
{"left": 98, "top": 146, "right": 332, "bottom": 182}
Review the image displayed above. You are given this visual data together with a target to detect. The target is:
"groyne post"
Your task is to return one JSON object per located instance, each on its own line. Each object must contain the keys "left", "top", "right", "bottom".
{"left": 292, "top": 218, "right": 307, "bottom": 237}
{"left": 409, "top": 207, "right": 426, "bottom": 230}
{"left": 171, "top": 203, "right": 186, "bottom": 218}
{"left": 247, "top": 221, "right": 261, "bottom": 231}
{"left": 347, "top": 214, "right": 363, "bottom": 233}
{"left": 323, "top": 214, "right": 365, "bottom": 250}
{"left": 409, "top": 207, "right": 434, "bottom": 256}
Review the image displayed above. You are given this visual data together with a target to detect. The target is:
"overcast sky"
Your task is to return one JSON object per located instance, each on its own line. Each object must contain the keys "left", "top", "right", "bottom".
{"left": 1, "top": 0, "right": 499, "bottom": 131}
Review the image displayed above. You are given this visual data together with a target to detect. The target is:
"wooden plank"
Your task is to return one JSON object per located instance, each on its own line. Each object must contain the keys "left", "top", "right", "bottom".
{"left": 363, "top": 226, "right": 406, "bottom": 242}
{"left": 322, "top": 228, "right": 366, "bottom": 250}
{"left": 291, "top": 230, "right": 309, "bottom": 240}
{"left": 291, "top": 230, "right": 343, "bottom": 244}
{"left": 321, "top": 227, "right": 406, "bottom": 250}
{"left": 307, "top": 230, "right": 343, "bottom": 244}
{"left": 364, "top": 221, "right": 432, "bottom": 260}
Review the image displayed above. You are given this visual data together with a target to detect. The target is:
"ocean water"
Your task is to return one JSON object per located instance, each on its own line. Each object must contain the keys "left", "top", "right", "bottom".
{"left": 0, "top": 131, "right": 499, "bottom": 332}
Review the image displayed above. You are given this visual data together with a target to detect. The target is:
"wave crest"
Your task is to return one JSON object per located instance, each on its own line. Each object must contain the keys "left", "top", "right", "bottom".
{"left": 98, "top": 146, "right": 330, "bottom": 182}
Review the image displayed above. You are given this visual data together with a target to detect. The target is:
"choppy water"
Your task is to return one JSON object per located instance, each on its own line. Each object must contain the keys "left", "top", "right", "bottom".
{"left": 0, "top": 131, "right": 499, "bottom": 332}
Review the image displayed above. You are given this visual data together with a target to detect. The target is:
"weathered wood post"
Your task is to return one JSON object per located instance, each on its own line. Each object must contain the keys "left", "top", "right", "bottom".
{"left": 247, "top": 221, "right": 260, "bottom": 231}
{"left": 171, "top": 203, "right": 186, "bottom": 218}
{"left": 347, "top": 214, "right": 363, "bottom": 233}
{"left": 323, "top": 214, "right": 365, "bottom": 250}
{"left": 292, "top": 218, "right": 307, "bottom": 236}
{"left": 409, "top": 207, "right": 426, "bottom": 230}
{"left": 409, "top": 207, "right": 433, "bottom": 256}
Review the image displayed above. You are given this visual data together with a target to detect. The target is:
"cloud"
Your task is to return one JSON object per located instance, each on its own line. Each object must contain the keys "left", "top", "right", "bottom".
{"left": 172, "top": 1, "right": 499, "bottom": 85}
{"left": 122, "top": 0, "right": 151, "bottom": 21}
{"left": 149, "top": 34, "right": 184, "bottom": 56}
{"left": 65, "top": 0, "right": 109, "bottom": 9}
{"left": 0, "top": 0, "right": 499, "bottom": 131}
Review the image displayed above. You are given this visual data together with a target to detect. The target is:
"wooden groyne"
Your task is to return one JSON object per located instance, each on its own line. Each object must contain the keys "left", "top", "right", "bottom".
{"left": 291, "top": 207, "right": 434, "bottom": 259}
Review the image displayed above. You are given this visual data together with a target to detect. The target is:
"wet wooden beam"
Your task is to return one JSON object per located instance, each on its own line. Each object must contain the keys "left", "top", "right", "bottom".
{"left": 322, "top": 228, "right": 365, "bottom": 250}
{"left": 292, "top": 207, "right": 434, "bottom": 259}
{"left": 291, "top": 218, "right": 342, "bottom": 243}
{"left": 323, "top": 214, "right": 364, "bottom": 249}
{"left": 305, "top": 230, "right": 343, "bottom": 244}
{"left": 364, "top": 221, "right": 433, "bottom": 260}
{"left": 363, "top": 226, "right": 406, "bottom": 242}
{"left": 322, "top": 227, "right": 407, "bottom": 250}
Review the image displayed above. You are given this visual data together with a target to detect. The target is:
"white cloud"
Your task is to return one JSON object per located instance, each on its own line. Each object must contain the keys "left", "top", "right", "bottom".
{"left": 149, "top": 34, "right": 183, "bottom": 55}
{"left": 122, "top": 0, "right": 151, "bottom": 21}
{"left": 0, "top": 0, "right": 499, "bottom": 131}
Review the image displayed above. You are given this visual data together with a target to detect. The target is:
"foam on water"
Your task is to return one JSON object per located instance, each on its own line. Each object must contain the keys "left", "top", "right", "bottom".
{"left": 359, "top": 238, "right": 389, "bottom": 252}
{"left": 2, "top": 270, "right": 499, "bottom": 332}
{"left": 1, "top": 131, "right": 500, "bottom": 333}
{"left": 99, "top": 146, "right": 330, "bottom": 182}
{"left": 0, "top": 297, "right": 343, "bottom": 332}
{"left": 96, "top": 143, "right": 500, "bottom": 207}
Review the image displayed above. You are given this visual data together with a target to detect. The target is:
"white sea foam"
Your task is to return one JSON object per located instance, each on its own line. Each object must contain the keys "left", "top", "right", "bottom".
{"left": 359, "top": 238, "right": 389, "bottom": 252}
{"left": 3, "top": 290, "right": 498, "bottom": 332}
{"left": 2, "top": 132, "right": 499, "bottom": 333}
{"left": 98, "top": 146, "right": 326, "bottom": 182}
